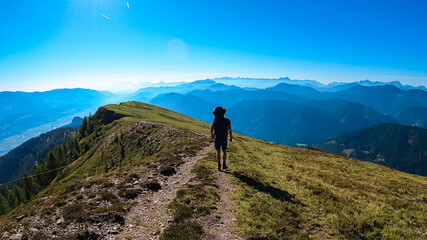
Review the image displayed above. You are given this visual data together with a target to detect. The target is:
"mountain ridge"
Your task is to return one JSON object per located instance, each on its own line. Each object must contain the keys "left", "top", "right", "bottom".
{"left": 0, "top": 102, "right": 425, "bottom": 239}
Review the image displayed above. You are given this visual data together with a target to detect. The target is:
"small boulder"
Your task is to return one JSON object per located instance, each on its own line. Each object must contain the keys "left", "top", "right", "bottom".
{"left": 56, "top": 218, "right": 65, "bottom": 225}
{"left": 9, "top": 233, "right": 22, "bottom": 240}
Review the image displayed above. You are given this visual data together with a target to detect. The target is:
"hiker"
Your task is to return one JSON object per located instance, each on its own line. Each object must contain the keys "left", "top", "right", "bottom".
{"left": 211, "top": 106, "right": 232, "bottom": 171}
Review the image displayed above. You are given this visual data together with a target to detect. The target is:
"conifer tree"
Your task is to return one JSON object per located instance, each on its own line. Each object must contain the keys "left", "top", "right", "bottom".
{"left": 0, "top": 194, "right": 11, "bottom": 215}
{"left": 11, "top": 185, "right": 26, "bottom": 206}
{"left": 80, "top": 116, "right": 88, "bottom": 137}
{"left": 7, "top": 190, "right": 18, "bottom": 209}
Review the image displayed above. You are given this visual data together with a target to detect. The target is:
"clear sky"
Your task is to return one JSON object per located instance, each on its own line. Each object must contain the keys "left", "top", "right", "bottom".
{"left": 1, "top": 0, "right": 427, "bottom": 91}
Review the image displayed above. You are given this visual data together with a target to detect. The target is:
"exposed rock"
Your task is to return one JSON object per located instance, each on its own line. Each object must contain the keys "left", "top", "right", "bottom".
{"left": 9, "top": 233, "right": 22, "bottom": 240}
{"left": 56, "top": 218, "right": 65, "bottom": 225}
{"left": 93, "top": 107, "right": 127, "bottom": 125}
{"left": 1, "top": 232, "right": 9, "bottom": 238}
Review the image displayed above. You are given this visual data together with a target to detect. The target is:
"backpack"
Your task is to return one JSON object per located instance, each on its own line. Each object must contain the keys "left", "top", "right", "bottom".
{"left": 213, "top": 117, "right": 230, "bottom": 139}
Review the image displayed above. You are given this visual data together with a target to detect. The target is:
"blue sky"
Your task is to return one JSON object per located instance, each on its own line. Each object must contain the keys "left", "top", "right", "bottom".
{"left": 1, "top": 0, "right": 427, "bottom": 91}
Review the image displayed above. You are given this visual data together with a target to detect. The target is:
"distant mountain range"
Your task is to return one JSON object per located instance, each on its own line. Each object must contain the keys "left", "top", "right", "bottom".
{"left": 2, "top": 77, "right": 427, "bottom": 156}
{"left": 267, "top": 83, "right": 427, "bottom": 114}
{"left": 132, "top": 80, "right": 241, "bottom": 103}
{"left": 314, "top": 123, "right": 427, "bottom": 176}
{"left": 148, "top": 82, "right": 427, "bottom": 146}
{"left": 212, "top": 77, "right": 427, "bottom": 91}
{"left": 330, "top": 85, "right": 427, "bottom": 114}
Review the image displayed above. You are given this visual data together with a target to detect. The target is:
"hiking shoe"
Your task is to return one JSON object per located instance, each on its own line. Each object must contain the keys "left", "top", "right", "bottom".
{"left": 222, "top": 164, "right": 228, "bottom": 170}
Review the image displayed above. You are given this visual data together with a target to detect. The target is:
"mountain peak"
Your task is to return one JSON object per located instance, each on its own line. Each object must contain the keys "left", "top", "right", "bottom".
{"left": 189, "top": 79, "right": 216, "bottom": 85}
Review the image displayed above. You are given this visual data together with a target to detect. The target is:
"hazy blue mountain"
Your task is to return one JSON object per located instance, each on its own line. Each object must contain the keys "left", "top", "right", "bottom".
{"left": 227, "top": 100, "right": 346, "bottom": 145}
{"left": 314, "top": 123, "right": 427, "bottom": 176}
{"left": 150, "top": 93, "right": 216, "bottom": 122}
{"left": 207, "top": 83, "right": 241, "bottom": 91}
{"left": 0, "top": 88, "right": 113, "bottom": 155}
{"left": 323, "top": 80, "right": 427, "bottom": 92}
{"left": 132, "top": 80, "right": 240, "bottom": 102}
{"left": 189, "top": 89, "right": 305, "bottom": 108}
{"left": 302, "top": 99, "right": 396, "bottom": 130}
{"left": 266, "top": 83, "right": 322, "bottom": 97}
{"left": 0, "top": 126, "right": 78, "bottom": 184}
{"left": 394, "top": 107, "right": 427, "bottom": 128}
{"left": 212, "top": 77, "right": 326, "bottom": 89}
{"left": 330, "top": 85, "right": 427, "bottom": 114}
{"left": 212, "top": 77, "right": 427, "bottom": 92}
{"left": 321, "top": 80, "right": 394, "bottom": 92}
{"left": 258, "top": 82, "right": 427, "bottom": 116}
{"left": 133, "top": 79, "right": 215, "bottom": 98}
{"left": 269, "top": 78, "right": 427, "bottom": 92}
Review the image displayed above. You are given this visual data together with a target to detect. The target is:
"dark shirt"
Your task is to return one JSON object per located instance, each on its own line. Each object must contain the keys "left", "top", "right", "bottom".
{"left": 212, "top": 117, "right": 231, "bottom": 140}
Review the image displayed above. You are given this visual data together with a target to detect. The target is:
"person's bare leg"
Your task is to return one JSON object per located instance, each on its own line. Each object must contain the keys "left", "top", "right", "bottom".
{"left": 216, "top": 150, "right": 221, "bottom": 170}
{"left": 222, "top": 150, "right": 228, "bottom": 169}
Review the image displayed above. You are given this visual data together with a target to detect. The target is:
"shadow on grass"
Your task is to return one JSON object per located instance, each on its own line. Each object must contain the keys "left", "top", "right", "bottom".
{"left": 231, "top": 171, "right": 297, "bottom": 203}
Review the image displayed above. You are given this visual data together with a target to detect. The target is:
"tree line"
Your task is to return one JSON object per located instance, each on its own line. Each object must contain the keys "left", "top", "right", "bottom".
{"left": 0, "top": 115, "right": 97, "bottom": 215}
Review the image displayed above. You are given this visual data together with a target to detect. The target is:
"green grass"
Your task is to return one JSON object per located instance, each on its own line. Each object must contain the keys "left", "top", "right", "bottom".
{"left": 103, "top": 101, "right": 210, "bottom": 134}
{"left": 226, "top": 135, "right": 427, "bottom": 239}
{"left": 160, "top": 221, "right": 203, "bottom": 240}
{"left": 63, "top": 203, "right": 86, "bottom": 222}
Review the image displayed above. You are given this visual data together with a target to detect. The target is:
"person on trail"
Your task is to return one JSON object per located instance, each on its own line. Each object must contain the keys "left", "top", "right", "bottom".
{"left": 210, "top": 106, "right": 232, "bottom": 171}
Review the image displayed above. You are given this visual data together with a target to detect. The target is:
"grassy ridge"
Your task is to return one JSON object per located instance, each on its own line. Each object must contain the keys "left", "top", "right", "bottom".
{"left": 1, "top": 101, "right": 426, "bottom": 239}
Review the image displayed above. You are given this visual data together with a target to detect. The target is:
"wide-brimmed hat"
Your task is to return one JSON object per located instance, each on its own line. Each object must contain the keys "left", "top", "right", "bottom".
{"left": 213, "top": 106, "right": 226, "bottom": 116}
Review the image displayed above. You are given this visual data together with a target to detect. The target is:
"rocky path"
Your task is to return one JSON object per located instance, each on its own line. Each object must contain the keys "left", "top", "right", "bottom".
{"left": 115, "top": 145, "right": 212, "bottom": 240}
{"left": 201, "top": 169, "right": 243, "bottom": 240}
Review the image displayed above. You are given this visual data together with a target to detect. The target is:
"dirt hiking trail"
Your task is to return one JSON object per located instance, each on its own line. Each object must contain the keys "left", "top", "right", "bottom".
{"left": 201, "top": 169, "right": 243, "bottom": 240}
{"left": 116, "top": 146, "right": 211, "bottom": 240}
